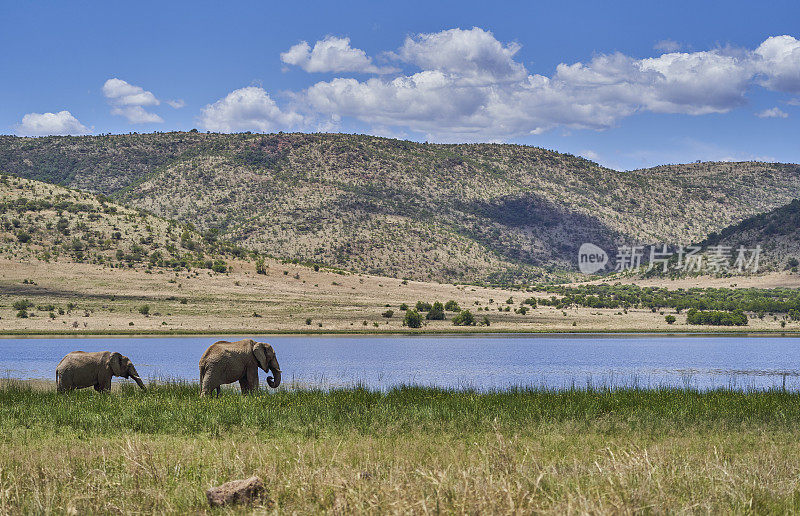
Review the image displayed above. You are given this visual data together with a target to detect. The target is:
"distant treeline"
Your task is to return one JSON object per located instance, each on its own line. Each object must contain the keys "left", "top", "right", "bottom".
{"left": 685, "top": 309, "right": 748, "bottom": 326}
{"left": 534, "top": 284, "right": 800, "bottom": 314}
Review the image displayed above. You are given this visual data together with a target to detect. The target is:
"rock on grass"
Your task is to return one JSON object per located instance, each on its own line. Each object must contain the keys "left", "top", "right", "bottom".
{"left": 206, "top": 476, "right": 266, "bottom": 508}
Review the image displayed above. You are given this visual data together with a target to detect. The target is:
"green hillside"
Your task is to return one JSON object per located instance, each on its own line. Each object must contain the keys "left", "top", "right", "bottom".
{"left": 699, "top": 198, "right": 800, "bottom": 273}
{"left": 0, "top": 174, "right": 242, "bottom": 272}
{"left": 2, "top": 132, "right": 799, "bottom": 283}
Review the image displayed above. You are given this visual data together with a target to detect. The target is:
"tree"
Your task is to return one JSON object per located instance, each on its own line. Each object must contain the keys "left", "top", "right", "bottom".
{"left": 665, "top": 315, "right": 676, "bottom": 324}
{"left": 255, "top": 258, "right": 267, "bottom": 275}
{"left": 403, "top": 310, "right": 422, "bottom": 328}
{"left": 427, "top": 301, "right": 445, "bottom": 320}
{"left": 444, "top": 300, "right": 461, "bottom": 312}
{"left": 415, "top": 301, "right": 432, "bottom": 312}
{"left": 453, "top": 310, "right": 476, "bottom": 326}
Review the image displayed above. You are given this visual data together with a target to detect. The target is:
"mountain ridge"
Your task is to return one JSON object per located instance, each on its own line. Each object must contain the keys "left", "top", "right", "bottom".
{"left": 2, "top": 132, "right": 799, "bottom": 283}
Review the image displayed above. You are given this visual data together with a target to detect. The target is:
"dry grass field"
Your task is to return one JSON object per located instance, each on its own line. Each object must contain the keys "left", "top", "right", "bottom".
{"left": 2, "top": 256, "right": 799, "bottom": 334}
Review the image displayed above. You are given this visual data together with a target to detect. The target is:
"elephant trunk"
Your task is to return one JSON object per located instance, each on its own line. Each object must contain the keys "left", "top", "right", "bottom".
{"left": 132, "top": 375, "right": 146, "bottom": 390}
{"left": 266, "top": 358, "right": 281, "bottom": 388}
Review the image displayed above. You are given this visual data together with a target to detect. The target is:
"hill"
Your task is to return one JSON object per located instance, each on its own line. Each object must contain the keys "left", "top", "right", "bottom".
{"left": 0, "top": 174, "right": 242, "bottom": 272}
{"left": 700, "top": 198, "right": 800, "bottom": 273}
{"left": 2, "top": 132, "right": 799, "bottom": 283}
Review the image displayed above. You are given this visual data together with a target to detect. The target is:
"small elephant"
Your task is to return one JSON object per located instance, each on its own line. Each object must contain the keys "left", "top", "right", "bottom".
{"left": 56, "top": 351, "right": 146, "bottom": 392}
{"left": 199, "top": 339, "right": 281, "bottom": 395}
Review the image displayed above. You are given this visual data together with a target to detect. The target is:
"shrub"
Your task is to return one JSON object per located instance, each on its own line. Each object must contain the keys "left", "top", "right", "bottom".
{"left": 415, "top": 301, "right": 432, "bottom": 312}
{"left": 13, "top": 299, "right": 33, "bottom": 311}
{"left": 403, "top": 310, "right": 422, "bottom": 328}
{"left": 255, "top": 258, "right": 267, "bottom": 275}
{"left": 399, "top": 303, "right": 409, "bottom": 311}
{"left": 427, "top": 301, "right": 445, "bottom": 320}
{"left": 453, "top": 310, "right": 476, "bottom": 326}
{"left": 523, "top": 297, "right": 538, "bottom": 308}
{"left": 16, "top": 309, "right": 28, "bottom": 318}
{"left": 665, "top": 315, "right": 676, "bottom": 324}
{"left": 306, "top": 318, "right": 312, "bottom": 325}
{"left": 444, "top": 300, "right": 461, "bottom": 312}
{"left": 138, "top": 305, "right": 150, "bottom": 316}
{"left": 381, "top": 310, "right": 394, "bottom": 318}
{"left": 686, "top": 308, "right": 747, "bottom": 326}
{"left": 15, "top": 231, "right": 31, "bottom": 243}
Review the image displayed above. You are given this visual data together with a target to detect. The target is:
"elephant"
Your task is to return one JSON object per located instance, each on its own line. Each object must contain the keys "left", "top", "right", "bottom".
{"left": 199, "top": 339, "right": 281, "bottom": 395}
{"left": 56, "top": 351, "right": 146, "bottom": 392}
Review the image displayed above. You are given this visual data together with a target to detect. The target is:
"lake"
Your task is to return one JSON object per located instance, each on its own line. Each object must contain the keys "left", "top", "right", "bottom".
{"left": 2, "top": 334, "right": 800, "bottom": 391}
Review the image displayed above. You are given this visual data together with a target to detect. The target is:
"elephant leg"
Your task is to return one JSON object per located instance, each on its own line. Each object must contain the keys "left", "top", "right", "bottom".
{"left": 201, "top": 375, "right": 215, "bottom": 396}
{"left": 247, "top": 365, "right": 259, "bottom": 391}
{"left": 239, "top": 375, "right": 251, "bottom": 394}
{"left": 93, "top": 383, "right": 102, "bottom": 392}
{"left": 215, "top": 386, "right": 221, "bottom": 396}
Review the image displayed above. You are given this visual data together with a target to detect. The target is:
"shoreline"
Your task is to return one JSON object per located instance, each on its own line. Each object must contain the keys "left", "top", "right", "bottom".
{"left": 3, "top": 328, "right": 800, "bottom": 337}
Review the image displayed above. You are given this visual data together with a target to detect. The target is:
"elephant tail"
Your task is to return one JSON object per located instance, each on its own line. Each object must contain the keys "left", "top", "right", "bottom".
{"left": 199, "top": 362, "right": 206, "bottom": 383}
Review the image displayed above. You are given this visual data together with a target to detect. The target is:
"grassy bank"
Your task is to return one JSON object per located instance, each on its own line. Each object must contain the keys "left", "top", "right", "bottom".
{"left": 2, "top": 384, "right": 800, "bottom": 513}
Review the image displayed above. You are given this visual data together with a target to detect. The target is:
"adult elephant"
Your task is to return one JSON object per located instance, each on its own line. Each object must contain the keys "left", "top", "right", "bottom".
{"left": 199, "top": 339, "right": 281, "bottom": 395}
{"left": 56, "top": 351, "right": 146, "bottom": 392}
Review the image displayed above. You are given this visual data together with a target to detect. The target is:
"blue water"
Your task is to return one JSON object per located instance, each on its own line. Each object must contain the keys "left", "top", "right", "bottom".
{"left": 2, "top": 334, "right": 800, "bottom": 390}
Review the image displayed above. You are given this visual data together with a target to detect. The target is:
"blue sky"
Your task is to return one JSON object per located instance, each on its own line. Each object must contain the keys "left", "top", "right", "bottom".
{"left": 2, "top": 0, "right": 799, "bottom": 170}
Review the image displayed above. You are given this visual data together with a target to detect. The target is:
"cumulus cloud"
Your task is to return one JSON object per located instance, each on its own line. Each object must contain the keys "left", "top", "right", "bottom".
{"left": 16, "top": 111, "right": 91, "bottom": 136}
{"left": 295, "top": 29, "right": 800, "bottom": 140}
{"left": 753, "top": 35, "right": 800, "bottom": 94}
{"left": 200, "top": 86, "right": 304, "bottom": 132}
{"left": 281, "top": 36, "right": 396, "bottom": 74}
{"left": 654, "top": 39, "right": 682, "bottom": 52}
{"left": 395, "top": 27, "right": 526, "bottom": 84}
{"left": 207, "top": 30, "right": 800, "bottom": 140}
{"left": 103, "top": 78, "right": 163, "bottom": 123}
{"left": 110, "top": 106, "right": 164, "bottom": 124}
{"left": 756, "top": 107, "right": 788, "bottom": 118}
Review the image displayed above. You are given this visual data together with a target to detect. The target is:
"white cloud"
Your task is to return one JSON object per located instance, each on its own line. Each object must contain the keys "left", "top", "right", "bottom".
{"left": 103, "top": 78, "right": 162, "bottom": 123}
{"left": 200, "top": 86, "right": 304, "bottom": 132}
{"left": 206, "top": 30, "right": 800, "bottom": 141}
{"left": 395, "top": 27, "right": 526, "bottom": 84}
{"left": 756, "top": 107, "right": 788, "bottom": 118}
{"left": 111, "top": 106, "right": 164, "bottom": 124}
{"left": 16, "top": 111, "right": 90, "bottom": 136}
{"left": 102, "top": 78, "right": 159, "bottom": 106}
{"left": 580, "top": 150, "right": 600, "bottom": 162}
{"left": 167, "top": 99, "right": 186, "bottom": 109}
{"left": 281, "top": 36, "right": 396, "bottom": 74}
{"left": 296, "top": 30, "right": 800, "bottom": 140}
{"left": 654, "top": 39, "right": 682, "bottom": 52}
{"left": 753, "top": 35, "right": 800, "bottom": 94}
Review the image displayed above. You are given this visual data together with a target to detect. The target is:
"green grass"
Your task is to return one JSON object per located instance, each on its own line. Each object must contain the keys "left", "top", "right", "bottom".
{"left": 3, "top": 384, "right": 800, "bottom": 513}
{"left": 4, "top": 383, "right": 800, "bottom": 436}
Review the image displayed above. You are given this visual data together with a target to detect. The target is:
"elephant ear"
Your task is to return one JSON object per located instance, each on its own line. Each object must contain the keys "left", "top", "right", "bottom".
{"left": 108, "top": 352, "right": 125, "bottom": 376}
{"left": 253, "top": 343, "right": 269, "bottom": 371}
